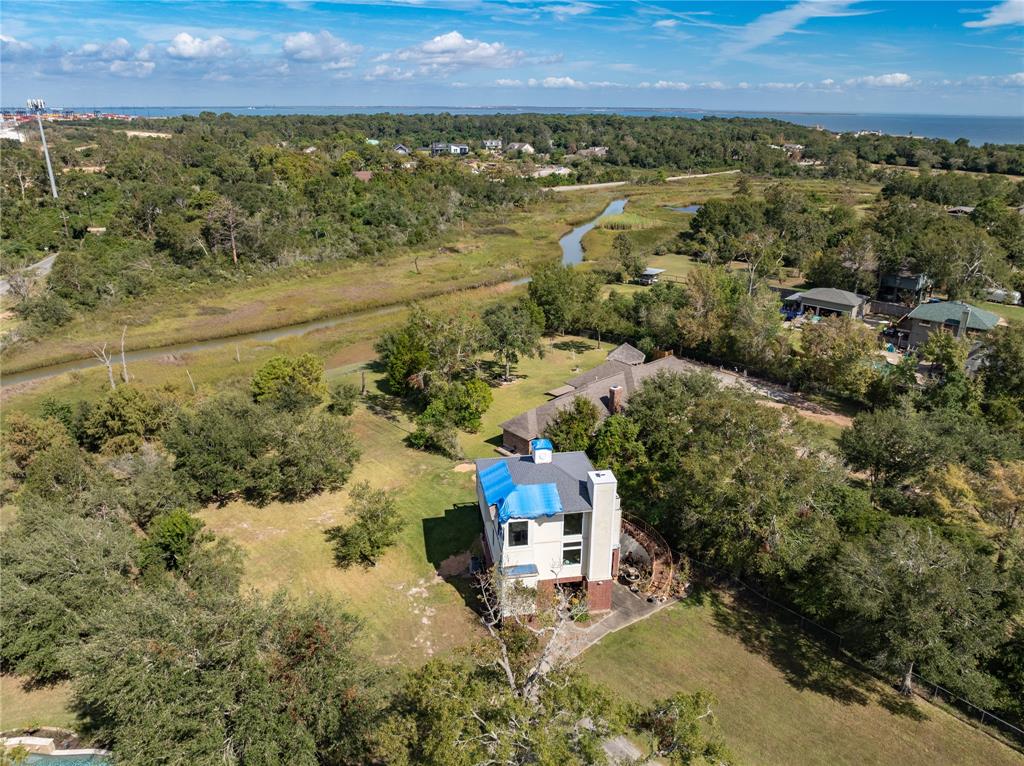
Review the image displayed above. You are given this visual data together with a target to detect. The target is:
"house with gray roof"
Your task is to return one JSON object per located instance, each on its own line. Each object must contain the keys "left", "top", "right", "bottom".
{"left": 785, "top": 287, "right": 868, "bottom": 319}
{"left": 895, "top": 301, "right": 1003, "bottom": 348}
{"left": 475, "top": 439, "right": 621, "bottom": 612}
{"left": 500, "top": 343, "right": 699, "bottom": 454}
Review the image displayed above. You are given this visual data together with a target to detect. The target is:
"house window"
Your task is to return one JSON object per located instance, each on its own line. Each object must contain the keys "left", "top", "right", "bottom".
{"left": 563, "top": 512, "right": 583, "bottom": 537}
{"left": 563, "top": 541, "right": 582, "bottom": 566}
{"left": 508, "top": 521, "right": 529, "bottom": 547}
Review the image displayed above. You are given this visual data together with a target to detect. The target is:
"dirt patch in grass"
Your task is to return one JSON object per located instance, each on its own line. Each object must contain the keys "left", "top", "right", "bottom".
{"left": 438, "top": 551, "right": 472, "bottom": 577}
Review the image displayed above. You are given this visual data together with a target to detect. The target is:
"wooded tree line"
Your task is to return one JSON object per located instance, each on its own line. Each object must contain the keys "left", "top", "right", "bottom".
{"left": 682, "top": 181, "right": 1023, "bottom": 298}
{"left": 540, "top": 367, "right": 1024, "bottom": 728}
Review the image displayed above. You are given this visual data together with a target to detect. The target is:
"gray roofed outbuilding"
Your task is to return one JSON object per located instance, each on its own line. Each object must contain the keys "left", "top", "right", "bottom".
{"left": 606, "top": 343, "right": 646, "bottom": 366}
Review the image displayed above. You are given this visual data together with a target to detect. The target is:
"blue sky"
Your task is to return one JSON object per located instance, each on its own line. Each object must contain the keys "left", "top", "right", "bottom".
{"left": 1, "top": 1, "right": 1023, "bottom": 115}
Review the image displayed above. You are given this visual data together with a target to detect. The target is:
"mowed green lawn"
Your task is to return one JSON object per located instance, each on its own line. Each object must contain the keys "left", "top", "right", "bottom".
{"left": 581, "top": 594, "right": 1024, "bottom": 766}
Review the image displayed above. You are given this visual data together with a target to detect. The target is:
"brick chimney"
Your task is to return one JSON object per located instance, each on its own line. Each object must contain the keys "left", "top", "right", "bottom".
{"left": 608, "top": 385, "right": 624, "bottom": 414}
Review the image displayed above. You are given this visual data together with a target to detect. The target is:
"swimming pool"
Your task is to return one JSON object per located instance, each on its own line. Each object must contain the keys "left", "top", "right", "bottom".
{"left": 26, "top": 753, "right": 111, "bottom": 765}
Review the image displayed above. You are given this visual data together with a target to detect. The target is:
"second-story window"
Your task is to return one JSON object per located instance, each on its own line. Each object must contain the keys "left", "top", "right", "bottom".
{"left": 563, "top": 512, "right": 583, "bottom": 536}
{"left": 508, "top": 521, "right": 529, "bottom": 547}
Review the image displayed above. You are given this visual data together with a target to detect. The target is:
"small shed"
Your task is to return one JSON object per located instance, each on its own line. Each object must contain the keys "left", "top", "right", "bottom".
{"left": 637, "top": 267, "right": 665, "bottom": 286}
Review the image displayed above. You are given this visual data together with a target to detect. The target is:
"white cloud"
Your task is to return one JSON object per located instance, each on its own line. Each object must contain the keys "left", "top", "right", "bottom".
{"left": 700, "top": 80, "right": 727, "bottom": 89}
{"left": 529, "top": 75, "right": 588, "bottom": 88}
{"left": 638, "top": 80, "right": 691, "bottom": 90}
{"left": 963, "top": 0, "right": 1024, "bottom": 28}
{"left": 282, "top": 30, "right": 361, "bottom": 70}
{"left": 166, "top": 32, "right": 232, "bottom": 60}
{"left": 364, "top": 64, "right": 414, "bottom": 81}
{"left": 653, "top": 19, "right": 679, "bottom": 29}
{"left": 1006, "top": 71, "right": 1024, "bottom": 85}
{"left": 77, "top": 38, "right": 133, "bottom": 60}
{"left": 0, "top": 34, "right": 35, "bottom": 59}
{"left": 540, "top": 3, "right": 595, "bottom": 20}
{"left": 495, "top": 78, "right": 524, "bottom": 86}
{"left": 380, "top": 30, "right": 523, "bottom": 72}
{"left": 721, "top": 1, "right": 871, "bottom": 56}
{"left": 845, "top": 72, "right": 913, "bottom": 86}
{"left": 54, "top": 37, "right": 155, "bottom": 78}
{"left": 109, "top": 60, "right": 156, "bottom": 78}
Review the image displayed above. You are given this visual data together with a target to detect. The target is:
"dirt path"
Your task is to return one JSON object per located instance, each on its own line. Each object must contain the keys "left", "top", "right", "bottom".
{"left": 0, "top": 254, "right": 57, "bottom": 296}
{"left": 549, "top": 169, "right": 740, "bottom": 193}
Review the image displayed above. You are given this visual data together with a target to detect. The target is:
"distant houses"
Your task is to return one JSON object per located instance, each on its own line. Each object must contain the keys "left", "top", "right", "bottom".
{"left": 637, "top": 267, "right": 665, "bottom": 286}
{"left": 578, "top": 146, "right": 608, "bottom": 158}
{"left": 393, "top": 143, "right": 412, "bottom": 155}
{"left": 482, "top": 138, "right": 503, "bottom": 151}
{"left": 506, "top": 142, "right": 535, "bottom": 155}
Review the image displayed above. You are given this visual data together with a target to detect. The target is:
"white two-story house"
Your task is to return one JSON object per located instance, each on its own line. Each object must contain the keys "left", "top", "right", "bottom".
{"left": 474, "top": 439, "right": 621, "bottom": 612}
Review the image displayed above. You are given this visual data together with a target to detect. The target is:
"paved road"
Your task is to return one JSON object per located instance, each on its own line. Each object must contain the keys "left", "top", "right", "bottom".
{"left": 0, "top": 254, "right": 57, "bottom": 297}
{"left": 548, "top": 168, "right": 740, "bottom": 193}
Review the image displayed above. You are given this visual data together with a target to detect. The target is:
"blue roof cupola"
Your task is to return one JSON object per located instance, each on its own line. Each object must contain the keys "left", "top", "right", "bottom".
{"left": 530, "top": 438, "right": 553, "bottom": 464}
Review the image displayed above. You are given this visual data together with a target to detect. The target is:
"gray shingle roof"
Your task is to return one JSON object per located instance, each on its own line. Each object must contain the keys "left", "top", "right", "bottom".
{"left": 475, "top": 451, "right": 596, "bottom": 512}
{"left": 500, "top": 355, "right": 700, "bottom": 442}
{"left": 606, "top": 342, "right": 647, "bottom": 366}
{"left": 795, "top": 287, "right": 867, "bottom": 308}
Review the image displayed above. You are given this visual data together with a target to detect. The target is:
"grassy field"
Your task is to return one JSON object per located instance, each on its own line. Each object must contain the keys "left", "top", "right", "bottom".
{"left": 3, "top": 174, "right": 880, "bottom": 376}
{"left": 1, "top": 190, "right": 622, "bottom": 374}
{"left": 983, "top": 301, "right": 1024, "bottom": 325}
{"left": 581, "top": 593, "right": 1024, "bottom": 766}
{"left": 0, "top": 677, "right": 76, "bottom": 732}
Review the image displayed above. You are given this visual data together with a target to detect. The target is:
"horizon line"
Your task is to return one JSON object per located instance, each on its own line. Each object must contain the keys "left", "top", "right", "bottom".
{"left": 3, "top": 104, "right": 1022, "bottom": 119}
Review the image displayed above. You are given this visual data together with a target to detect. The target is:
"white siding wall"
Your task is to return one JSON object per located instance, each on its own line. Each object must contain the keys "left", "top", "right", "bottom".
{"left": 585, "top": 471, "right": 619, "bottom": 582}
{"left": 499, "top": 514, "right": 584, "bottom": 581}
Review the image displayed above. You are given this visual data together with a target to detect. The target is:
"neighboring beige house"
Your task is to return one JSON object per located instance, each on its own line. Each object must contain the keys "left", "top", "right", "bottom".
{"left": 475, "top": 439, "right": 621, "bottom": 612}
{"left": 506, "top": 142, "right": 535, "bottom": 154}
{"left": 499, "top": 343, "right": 700, "bottom": 454}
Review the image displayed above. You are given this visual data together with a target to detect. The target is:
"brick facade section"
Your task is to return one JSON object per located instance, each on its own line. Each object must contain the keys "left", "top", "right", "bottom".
{"left": 586, "top": 579, "right": 613, "bottom": 612}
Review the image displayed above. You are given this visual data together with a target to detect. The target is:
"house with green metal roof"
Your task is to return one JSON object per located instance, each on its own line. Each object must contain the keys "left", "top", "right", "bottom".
{"left": 896, "top": 301, "right": 1003, "bottom": 348}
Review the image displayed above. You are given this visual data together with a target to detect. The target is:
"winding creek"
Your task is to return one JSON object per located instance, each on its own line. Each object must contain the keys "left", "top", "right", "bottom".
{"left": 1, "top": 198, "right": 628, "bottom": 389}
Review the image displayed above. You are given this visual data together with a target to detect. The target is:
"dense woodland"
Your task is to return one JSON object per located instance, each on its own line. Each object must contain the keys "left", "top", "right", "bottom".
{"left": 2, "top": 112, "right": 1023, "bottom": 346}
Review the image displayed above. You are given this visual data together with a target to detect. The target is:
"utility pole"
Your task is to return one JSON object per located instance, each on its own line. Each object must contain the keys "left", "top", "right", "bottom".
{"left": 27, "top": 98, "right": 58, "bottom": 199}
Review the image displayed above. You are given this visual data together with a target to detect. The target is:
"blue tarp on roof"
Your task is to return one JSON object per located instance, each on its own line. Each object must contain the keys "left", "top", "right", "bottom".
{"left": 480, "top": 460, "right": 563, "bottom": 525}
{"left": 497, "top": 482, "right": 562, "bottom": 524}
{"left": 480, "top": 461, "right": 516, "bottom": 508}
{"left": 530, "top": 438, "right": 553, "bottom": 451}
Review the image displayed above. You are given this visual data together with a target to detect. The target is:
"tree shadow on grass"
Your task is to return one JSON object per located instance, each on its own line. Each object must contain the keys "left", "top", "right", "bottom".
{"left": 551, "top": 339, "right": 595, "bottom": 354}
{"left": 703, "top": 587, "right": 927, "bottom": 722}
{"left": 422, "top": 503, "right": 484, "bottom": 611}
{"left": 710, "top": 594, "right": 874, "bottom": 708}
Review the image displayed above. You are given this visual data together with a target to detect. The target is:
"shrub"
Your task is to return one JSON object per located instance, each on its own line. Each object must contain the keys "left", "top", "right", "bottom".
{"left": 325, "top": 482, "right": 403, "bottom": 568}
{"left": 328, "top": 380, "right": 360, "bottom": 416}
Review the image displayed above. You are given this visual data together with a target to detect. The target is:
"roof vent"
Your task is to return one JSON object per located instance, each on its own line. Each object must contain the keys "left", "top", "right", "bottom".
{"left": 530, "top": 438, "right": 553, "bottom": 464}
